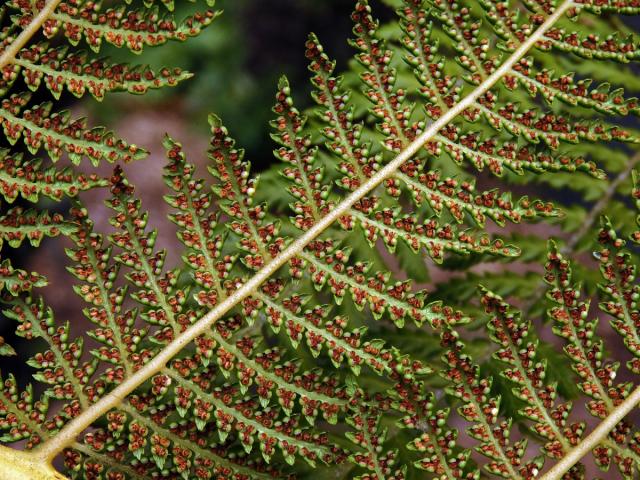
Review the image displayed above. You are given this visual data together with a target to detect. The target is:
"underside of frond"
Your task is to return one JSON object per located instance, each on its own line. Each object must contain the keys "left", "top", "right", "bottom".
{"left": 2, "top": 0, "right": 640, "bottom": 479}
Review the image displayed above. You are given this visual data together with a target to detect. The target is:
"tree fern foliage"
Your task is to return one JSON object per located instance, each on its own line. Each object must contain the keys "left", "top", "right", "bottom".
{"left": 2, "top": 0, "right": 640, "bottom": 478}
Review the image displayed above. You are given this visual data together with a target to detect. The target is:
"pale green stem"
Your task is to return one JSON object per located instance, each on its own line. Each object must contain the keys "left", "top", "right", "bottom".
{"left": 0, "top": 0, "right": 62, "bottom": 69}
{"left": 539, "top": 384, "right": 640, "bottom": 479}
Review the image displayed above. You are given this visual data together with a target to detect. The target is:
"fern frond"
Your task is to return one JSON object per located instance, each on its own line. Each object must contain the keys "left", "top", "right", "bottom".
{"left": 258, "top": 292, "right": 428, "bottom": 380}
{"left": 0, "top": 0, "right": 217, "bottom": 268}
{"left": 306, "top": 32, "right": 540, "bottom": 261}
{"left": 406, "top": 394, "right": 478, "bottom": 479}
{"left": 5, "top": 295, "right": 94, "bottom": 410}
{"left": 509, "top": 62, "right": 639, "bottom": 115}
{"left": 0, "top": 207, "right": 72, "bottom": 248}
{"left": 193, "top": 326, "right": 348, "bottom": 423}
{"left": 595, "top": 219, "right": 640, "bottom": 369}
{"left": 0, "top": 149, "right": 106, "bottom": 203}
{"left": 440, "top": 327, "right": 540, "bottom": 479}
{"left": 1, "top": 43, "right": 191, "bottom": 100}
{"left": 541, "top": 28, "right": 640, "bottom": 63}
{"left": 113, "top": 403, "right": 284, "bottom": 479}
{"left": 66, "top": 206, "right": 144, "bottom": 378}
{"left": 113, "top": 166, "right": 347, "bottom": 469}
{"left": 346, "top": 394, "right": 406, "bottom": 480}
{"left": 297, "top": 242, "right": 463, "bottom": 328}
{"left": 160, "top": 366, "right": 338, "bottom": 465}
{"left": 9, "top": 0, "right": 578, "bottom": 469}
{"left": 164, "top": 131, "right": 350, "bottom": 421}
{"left": 273, "top": 77, "right": 331, "bottom": 230}
{"left": 45, "top": 2, "right": 219, "bottom": 54}
{"left": 0, "top": 375, "right": 51, "bottom": 447}
{"left": 482, "top": 288, "right": 584, "bottom": 472}
{"left": 0, "top": 93, "right": 146, "bottom": 164}
{"left": 164, "top": 117, "right": 430, "bottom": 431}
{"left": 0, "top": 259, "right": 46, "bottom": 296}
{"left": 207, "top": 116, "right": 285, "bottom": 270}
{"left": 347, "top": 202, "right": 521, "bottom": 261}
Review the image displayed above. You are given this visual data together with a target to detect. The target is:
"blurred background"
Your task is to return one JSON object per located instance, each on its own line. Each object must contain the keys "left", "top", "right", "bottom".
{"left": 92, "top": 0, "right": 364, "bottom": 169}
